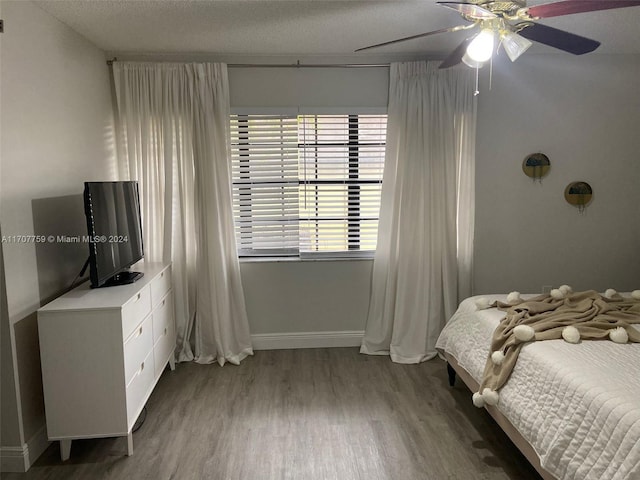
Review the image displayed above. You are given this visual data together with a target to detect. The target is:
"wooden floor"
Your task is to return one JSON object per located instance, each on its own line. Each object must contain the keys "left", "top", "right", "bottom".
{"left": 6, "top": 348, "right": 541, "bottom": 480}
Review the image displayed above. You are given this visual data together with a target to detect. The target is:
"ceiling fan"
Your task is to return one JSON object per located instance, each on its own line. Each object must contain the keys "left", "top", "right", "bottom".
{"left": 356, "top": 0, "right": 640, "bottom": 69}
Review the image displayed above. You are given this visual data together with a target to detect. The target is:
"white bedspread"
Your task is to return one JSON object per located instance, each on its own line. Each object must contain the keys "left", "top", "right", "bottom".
{"left": 436, "top": 294, "right": 640, "bottom": 480}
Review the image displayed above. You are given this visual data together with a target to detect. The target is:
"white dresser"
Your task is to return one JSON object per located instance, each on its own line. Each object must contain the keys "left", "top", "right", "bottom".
{"left": 37, "top": 262, "right": 175, "bottom": 460}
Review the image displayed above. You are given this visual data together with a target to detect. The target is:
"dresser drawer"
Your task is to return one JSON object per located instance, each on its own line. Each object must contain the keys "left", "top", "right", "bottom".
{"left": 125, "top": 349, "right": 154, "bottom": 425}
{"left": 154, "top": 312, "right": 176, "bottom": 376}
{"left": 122, "top": 286, "right": 151, "bottom": 339}
{"left": 124, "top": 315, "right": 153, "bottom": 386}
{"left": 150, "top": 267, "right": 171, "bottom": 308}
{"left": 152, "top": 292, "right": 173, "bottom": 344}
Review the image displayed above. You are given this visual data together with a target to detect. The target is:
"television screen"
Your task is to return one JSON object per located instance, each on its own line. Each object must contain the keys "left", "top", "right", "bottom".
{"left": 84, "top": 181, "right": 144, "bottom": 288}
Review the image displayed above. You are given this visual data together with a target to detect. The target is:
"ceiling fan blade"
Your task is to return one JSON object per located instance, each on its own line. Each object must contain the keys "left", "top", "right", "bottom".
{"left": 518, "top": 23, "right": 600, "bottom": 55}
{"left": 439, "top": 36, "right": 475, "bottom": 69}
{"left": 355, "top": 25, "right": 472, "bottom": 52}
{"left": 437, "top": 2, "right": 497, "bottom": 19}
{"left": 522, "top": 0, "right": 640, "bottom": 19}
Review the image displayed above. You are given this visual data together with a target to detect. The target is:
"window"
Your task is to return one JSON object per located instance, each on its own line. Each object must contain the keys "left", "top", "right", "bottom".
{"left": 230, "top": 113, "right": 386, "bottom": 258}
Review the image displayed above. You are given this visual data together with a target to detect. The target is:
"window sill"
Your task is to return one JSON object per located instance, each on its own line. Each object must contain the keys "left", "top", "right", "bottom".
{"left": 238, "top": 255, "right": 375, "bottom": 264}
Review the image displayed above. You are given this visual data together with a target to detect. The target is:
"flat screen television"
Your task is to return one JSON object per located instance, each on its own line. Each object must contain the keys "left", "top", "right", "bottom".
{"left": 83, "top": 181, "right": 144, "bottom": 288}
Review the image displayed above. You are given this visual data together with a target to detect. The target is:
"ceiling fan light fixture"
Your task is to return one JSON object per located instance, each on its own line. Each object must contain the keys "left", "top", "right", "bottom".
{"left": 500, "top": 30, "right": 533, "bottom": 62}
{"left": 462, "top": 52, "right": 487, "bottom": 68}
{"left": 466, "top": 28, "right": 495, "bottom": 63}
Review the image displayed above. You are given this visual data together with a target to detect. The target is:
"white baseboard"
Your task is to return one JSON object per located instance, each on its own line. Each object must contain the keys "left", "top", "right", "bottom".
{"left": 0, "top": 425, "right": 50, "bottom": 473}
{"left": 252, "top": 330, "right": 364, "bottom": 350}
{"left": 0, "top": 445, "right": 28, "bottom": 472}
{"left": 27, "top": 425, "right": 50, "bottom": 469}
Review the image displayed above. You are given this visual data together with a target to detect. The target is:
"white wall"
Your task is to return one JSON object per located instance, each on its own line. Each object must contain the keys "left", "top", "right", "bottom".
{"left": 474, "top": 54, "right": 640, "bottom": 294}
{"left": 0, "top": 0, "right": 115, "bottom": 471}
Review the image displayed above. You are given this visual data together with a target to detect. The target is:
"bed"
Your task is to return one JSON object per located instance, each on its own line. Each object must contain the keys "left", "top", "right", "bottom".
{"left": 435, "top": 291, "right": 640, "bottom": 480}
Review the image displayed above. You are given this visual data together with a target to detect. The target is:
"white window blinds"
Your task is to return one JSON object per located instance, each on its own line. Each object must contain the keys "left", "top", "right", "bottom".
{"left": 230, "top": 113, "right": 386, "bottom": 258}
{"left": 230, "top": 115, "right": 299, "bottom": 256}
{"left": 299, "top": 115, "right": 386, "bottom": 255}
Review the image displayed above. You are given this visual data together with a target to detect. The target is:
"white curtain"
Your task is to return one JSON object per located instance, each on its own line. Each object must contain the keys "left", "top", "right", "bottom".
{"left": 361, "top": 61, "right": 477, "bottom": 364}
{"left": 112, "top": 62, "right": 253, "bottom": 366}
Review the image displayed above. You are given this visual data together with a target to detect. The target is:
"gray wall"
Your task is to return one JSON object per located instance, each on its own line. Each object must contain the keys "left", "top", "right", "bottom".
{"left": 1, "top": 8, "right": 638, "bottom": 466}
{"left": 229, "top": 64, "right": 389, "bottom": 109}
{"left": 1, "top": 227, "right": 22, "bottom": 452}
{"left": 0, "top": 0, "right": 115, "bottom": 469}
{"left": 0, "top": 0, "right": 23, "bottom": 455}
{"left": 474, "top": 53, "right": 640, "bottom": 294}
{"left": 230, "top": 54, "right": 640, "bottom": 338}
{"left": 229, "top": 65, "right": 388, "bottom": 337}
{"left": 241, "top": 260, "right": 373, "bottom": 335}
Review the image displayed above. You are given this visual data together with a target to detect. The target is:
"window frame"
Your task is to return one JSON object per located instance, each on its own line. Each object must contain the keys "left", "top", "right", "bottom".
{"left": 230, "top": 107, "right": 387, "bottom": 262}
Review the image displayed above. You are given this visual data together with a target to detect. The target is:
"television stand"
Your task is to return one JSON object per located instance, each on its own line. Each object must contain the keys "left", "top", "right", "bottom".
{"left": 101, "top": 271, "right": 144, "bottom": 288}
{"left": 38, "top": 263, "right": 175, "bottom": 460}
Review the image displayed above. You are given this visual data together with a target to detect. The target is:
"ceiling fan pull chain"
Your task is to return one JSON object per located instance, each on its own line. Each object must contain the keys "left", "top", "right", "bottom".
{"left": 474, "top": 67, "right": 480, "bottom": 96}
{"left": 489, "top": 56, "right": 493, "bottom": 92}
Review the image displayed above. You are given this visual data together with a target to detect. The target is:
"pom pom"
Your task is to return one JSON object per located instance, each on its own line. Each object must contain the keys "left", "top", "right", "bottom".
{"left": 491, "top": 350, "right": 505, "bottom": 365}
{"left": 604, "top": 288, "right": 617, "bottom": 299}
{"left": 559, "top": 284, "right": 573, "bottom": 295}
{"left": 514, "top": 324, "right": 535, "bottom": 342}
{"left": 472, "top": 392, "right": 485, "bottom": 408}
{"left": 562, "top": 326, "right": 580, "bottom": 344}
{"left": 475, "top": 297, "right": 490, "bottom": 310}
{"left": 482, "top": 388, "right": 500, "bottom": 406}
{"left": 550, "top": 288, "right": 564, "bottom": 300}
{"left": 631, "top": 290, "right": 640, "bottom": 300}
{"left": 507, "top": 291, "right": 521, "bottom": 303}
{"left": 609, "top": 327, "right": 628, "bottom": 344}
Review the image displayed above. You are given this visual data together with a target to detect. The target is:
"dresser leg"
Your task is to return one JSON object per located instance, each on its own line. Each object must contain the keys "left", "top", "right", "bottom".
{"left": 169, "top": 356, "right": 176, "bottom": 371}
{"left": 60, "top": 440, "right": 72, "bottom": 461}
{"left": 126, "top": 432, "right": 134, "bottom": 456}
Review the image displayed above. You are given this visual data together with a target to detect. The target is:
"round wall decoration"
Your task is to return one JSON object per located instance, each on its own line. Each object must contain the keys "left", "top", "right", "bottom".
{"left": 522, "top": 153, "right": 550, "bottom": 182}
{"left": 564, "top": 181, "right": 593, "bottom": 213}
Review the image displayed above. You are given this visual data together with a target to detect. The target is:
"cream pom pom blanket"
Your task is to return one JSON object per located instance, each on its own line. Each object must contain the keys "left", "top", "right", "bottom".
{"left": 474, "top": 290, "right": 640, "bottom": 407}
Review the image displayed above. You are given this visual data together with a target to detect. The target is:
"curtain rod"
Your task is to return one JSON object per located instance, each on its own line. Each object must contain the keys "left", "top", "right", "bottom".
{"left": 228, "top": 63, "right": 389, "bottom": 68}
{"left": 106, "top": 58, "right": 389, "bottom": 68}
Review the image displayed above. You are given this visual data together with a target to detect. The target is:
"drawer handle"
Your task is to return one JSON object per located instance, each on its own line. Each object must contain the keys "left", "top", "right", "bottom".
{"left": 164, "top": 327, "right": 167, "bottom": 336}
{"left": 140, "top": 362, "right": 145, "bottom": 372}
{"left": 161, "top": 272, "right": 164, "bottom": 278}
{"left": 162, "top": 299, "right": 166, "bottom": 307}
{"left": 136, "top": 293, "right": 141, "bottom": 301}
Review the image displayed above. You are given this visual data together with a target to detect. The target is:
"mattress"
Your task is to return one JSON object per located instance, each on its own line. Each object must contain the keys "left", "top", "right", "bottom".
{"left": 436, "top": 294, "right": 640, "bottom": 480}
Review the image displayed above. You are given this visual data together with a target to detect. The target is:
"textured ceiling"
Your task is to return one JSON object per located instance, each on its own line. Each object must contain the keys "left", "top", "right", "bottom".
{"left": 33, "top": 0, "right": 640, "bottom": 61}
